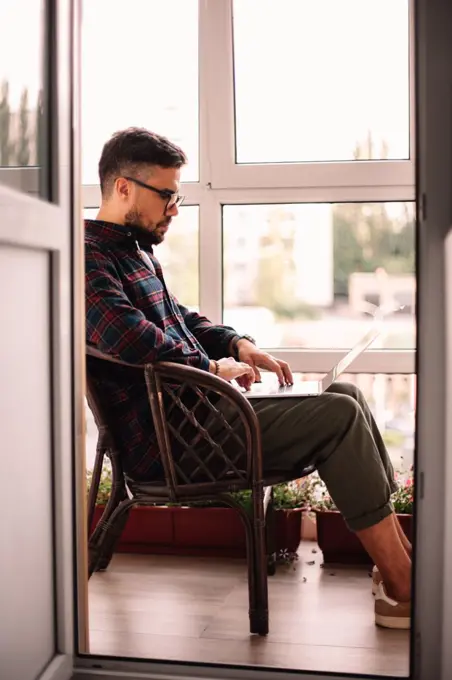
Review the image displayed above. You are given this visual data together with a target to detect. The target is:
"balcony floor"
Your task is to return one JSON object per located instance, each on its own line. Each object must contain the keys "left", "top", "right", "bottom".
{"left": 88, "top": 542, "right": 410, "bottom": 677}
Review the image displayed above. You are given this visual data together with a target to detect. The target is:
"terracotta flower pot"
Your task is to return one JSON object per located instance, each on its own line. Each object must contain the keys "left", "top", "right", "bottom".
{"left": 90, "top": 505, "right": 302, "bottom": 558}
{"left": 301, "top": 511, "right": 318, "bottom": 542}
{"left": 316, "top": 510, "right": 412, "bottom": 565}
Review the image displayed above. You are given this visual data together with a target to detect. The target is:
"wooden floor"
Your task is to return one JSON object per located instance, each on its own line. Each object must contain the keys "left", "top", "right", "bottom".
{"left": 88, "top": 542, "right": 410, "bottom": 677}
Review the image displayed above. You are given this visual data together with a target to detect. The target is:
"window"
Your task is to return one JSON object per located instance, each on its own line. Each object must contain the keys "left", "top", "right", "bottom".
{"left": 84, "top": 206, "right": 199, "bottom": 308}
{"left": 0, "top": 0, "right": 47, "bottom": 196}
{"left": 154, "top": 206, "right": 199, "bottom": 308}
{"left": 80, "top": 0, "right": 415, "bottom": 372}
{"left": 223, "top": 202, "right": 415, "bottom": 349}
{"left": 233, "top": 0, "right": 410, "bottom": 164}
{"left": 81, "top": 0, "right": 199, "bottom": 185}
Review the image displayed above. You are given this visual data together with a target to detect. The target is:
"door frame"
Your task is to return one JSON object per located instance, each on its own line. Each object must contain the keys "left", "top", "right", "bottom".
{"left": 73, "top": 0, "right": 452, "bottom": 678}
{"left": 0, "top": 0, "right": 81, "bottom": 677}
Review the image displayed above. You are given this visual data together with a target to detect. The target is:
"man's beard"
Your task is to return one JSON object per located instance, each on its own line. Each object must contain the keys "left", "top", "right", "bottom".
{"left": 124, "top": 206, "right": 169, "bottom": 245}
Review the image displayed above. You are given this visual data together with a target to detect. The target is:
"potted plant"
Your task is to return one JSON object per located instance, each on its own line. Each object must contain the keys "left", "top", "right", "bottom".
{"left": 311, "top": 469, "right": 414, "bottom": 565}
{"left": 292, "top": 475, "right": 321, "bottom": 542}
{"left": 87, "top": 466, "right": 306, "bottom": 561}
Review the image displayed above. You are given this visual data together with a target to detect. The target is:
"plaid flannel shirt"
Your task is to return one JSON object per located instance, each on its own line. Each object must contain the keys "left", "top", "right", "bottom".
{"left": 85, "top": 219, "right": 239, "bottom": 481}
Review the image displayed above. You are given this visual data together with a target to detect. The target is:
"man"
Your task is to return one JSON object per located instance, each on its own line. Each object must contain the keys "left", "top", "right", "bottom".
{"left": 85, "top": 127, "right": 412, "bottom": 630}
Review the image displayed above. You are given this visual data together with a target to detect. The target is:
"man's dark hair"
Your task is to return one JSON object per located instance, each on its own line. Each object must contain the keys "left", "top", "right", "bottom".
{"left": 98, "top": 127, "right": 187, "bottom": 196}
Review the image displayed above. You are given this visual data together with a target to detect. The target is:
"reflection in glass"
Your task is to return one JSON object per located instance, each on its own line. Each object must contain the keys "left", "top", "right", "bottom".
{"left": 0, "top": 1, "right": 45, "bottom": 170}
{"left": 81, "top": 0, "right": 199, "bottom": 184}
{"left": 223, "top": 202, "right": 416, "bottom": 349}
{"left": 233, "top": 0, "right": 410, "bottom": 163}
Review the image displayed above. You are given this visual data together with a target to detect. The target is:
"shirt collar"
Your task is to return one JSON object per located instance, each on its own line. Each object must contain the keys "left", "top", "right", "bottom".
{"left": 85, "top": 219, "right": 156, "bottom": 251}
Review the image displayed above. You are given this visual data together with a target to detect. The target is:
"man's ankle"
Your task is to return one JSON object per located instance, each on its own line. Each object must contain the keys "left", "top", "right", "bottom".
{"left": 385, "top": 582, "right": 411, "bottom": 603}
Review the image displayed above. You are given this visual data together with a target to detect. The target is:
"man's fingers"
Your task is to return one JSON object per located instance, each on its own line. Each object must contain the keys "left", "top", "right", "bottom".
{"left": 244, "top": 358, "right": 261, "bottom": 382}
{"left": 267, "top": 359, "right": 285, "bottom": 385}
{"left": 279, "top": 360, "right": 293, "bottom": 385}
{"left": 236, "top": 375, "right": 251, "bottom": 390}
{"left": 247, "top": 364, "right": 256, "bottom": 382}
{"left": 256, "top": 354, "right": 293, "bottom": 386}
{"left": 239, "top": 362, "right": 255, "bottom": 383}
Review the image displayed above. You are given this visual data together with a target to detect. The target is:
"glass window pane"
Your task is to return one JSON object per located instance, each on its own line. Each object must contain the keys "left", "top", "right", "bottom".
{"left": 0, "top": 1, "right": 46, "bottom": 174}
{"left": 84, "top": 206, "right": 199, "bottom": 308}
{"left": 155, "top": 206, "right": 199, "bottom": 309}
{"left": 81, "top": 0, "right": 198, "bottom": 184}
{"left": 223, "top": 202, "right": 415, "bottom": 349}
{"left": 233, "top": 0, "right": 410, "bottom": 163}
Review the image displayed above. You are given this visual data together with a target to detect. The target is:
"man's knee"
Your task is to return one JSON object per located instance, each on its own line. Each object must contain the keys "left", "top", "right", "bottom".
{"left": 324, "top": 391, "right": 362, "bottom": 426}
{"left": 328, "top": 381, "right": 363, "bottom": 402}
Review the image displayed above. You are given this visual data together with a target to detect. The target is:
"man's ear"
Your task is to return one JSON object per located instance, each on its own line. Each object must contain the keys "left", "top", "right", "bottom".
{"left": 115, "top": 177, "right": 130, "bottom": 201}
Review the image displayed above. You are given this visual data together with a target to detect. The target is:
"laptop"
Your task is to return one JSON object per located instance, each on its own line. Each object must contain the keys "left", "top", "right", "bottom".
{"left": 240, "top": 310, "right": 384, "bottom": 399}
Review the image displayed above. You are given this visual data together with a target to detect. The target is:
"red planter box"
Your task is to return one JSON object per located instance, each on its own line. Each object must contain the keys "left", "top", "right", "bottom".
{"left": 90, "top": 505, "right": 302, "bottom": 558}
{"left": 316, "top": 510, "right": 412, "bottom": 565}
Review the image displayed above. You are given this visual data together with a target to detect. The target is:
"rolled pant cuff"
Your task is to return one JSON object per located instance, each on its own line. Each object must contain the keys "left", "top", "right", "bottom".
{"left": 345, "top": 501, "right": 394, "bottom": 533}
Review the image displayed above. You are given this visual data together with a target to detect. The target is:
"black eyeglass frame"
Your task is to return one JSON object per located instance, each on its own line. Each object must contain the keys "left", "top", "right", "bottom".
{"left": 123, "top": 176, "right": 185, "bottom": 211}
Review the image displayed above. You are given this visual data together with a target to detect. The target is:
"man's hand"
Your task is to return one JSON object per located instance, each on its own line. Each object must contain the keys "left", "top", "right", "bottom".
{"left": 209, "top": 357, "right": 255, "bottom": 388}
{"left": 235, "top": 338, "right": 293, "bottom": 387}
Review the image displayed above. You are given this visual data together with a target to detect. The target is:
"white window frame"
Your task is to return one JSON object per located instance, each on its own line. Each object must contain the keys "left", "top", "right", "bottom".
{"left": 201, "top": 0, "right": 416, "bottom": 193}
{"left": 4, "top": 0, "right": 415, "bottom": 376}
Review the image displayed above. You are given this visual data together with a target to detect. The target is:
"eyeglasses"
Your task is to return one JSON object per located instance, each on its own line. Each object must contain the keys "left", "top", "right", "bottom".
{"left": 123, "top": 176, "right": 185, "bottom": 211}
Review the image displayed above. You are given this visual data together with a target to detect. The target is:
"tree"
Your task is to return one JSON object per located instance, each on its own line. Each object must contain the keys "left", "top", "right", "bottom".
{"left": 255, "top": 207, "right": 296, "bottom": 315}
{"left": 160, "top": 221, "right": 199, "bottom": 307}
{"left": 333, "top": 135, "right": 415, "bottom": 299}
{"left": 253, "top": 207, "right": 319, "bottom": 320}
{"left": 333, "top": 202, "right": 415, "bottom": 299}
{"left": 16, "top": 88, "right": 30, "bottom": 166}
{"left": 0, "top": 80, "right": 14, "bottom": 165}
{"left": 35, "top": 89, "right": 44, "bottom": 167}
{"left": 353, "top": 130, "right": 389, "bottom": 161}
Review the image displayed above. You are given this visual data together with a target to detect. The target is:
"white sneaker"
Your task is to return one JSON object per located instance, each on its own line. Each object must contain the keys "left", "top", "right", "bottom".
{"left": 372, "top": 565, "right": 382, "bottom": 595}
{"left": 374, "top": 582, "right": 411, "bottom": 629}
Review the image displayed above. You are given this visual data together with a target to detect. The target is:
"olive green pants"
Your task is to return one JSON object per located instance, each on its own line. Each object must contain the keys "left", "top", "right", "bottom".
{"left": 216, "top": 382, "right": 398, "bottom": 532}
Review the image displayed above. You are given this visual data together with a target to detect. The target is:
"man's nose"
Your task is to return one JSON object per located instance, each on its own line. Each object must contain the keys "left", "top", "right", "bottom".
{"left": 167, "top": 203, "right": 179, "bottom": 217}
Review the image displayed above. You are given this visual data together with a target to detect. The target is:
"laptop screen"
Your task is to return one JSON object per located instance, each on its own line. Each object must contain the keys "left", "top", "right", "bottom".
{"left": 321, "top": 318, "right": 383, "bottom": 391}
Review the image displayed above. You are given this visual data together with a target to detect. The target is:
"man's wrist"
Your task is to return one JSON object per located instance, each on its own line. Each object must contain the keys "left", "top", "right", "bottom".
{"left": 209, "top": 359, "right": 220, "bottom": 375}
{"left": 230, "top": 334, "right": 256, "bottom": 360}
{"left": 228, "top": 335, "right": 240, "bottom": 358}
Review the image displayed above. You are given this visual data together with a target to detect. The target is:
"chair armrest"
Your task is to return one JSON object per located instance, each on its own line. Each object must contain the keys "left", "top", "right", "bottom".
{"left": 86, "top": 345, "right": 254, "bottom": 414}
{"left": 86, "top": 345, "right": 264, "bottom": 490}
{"left": 86, "top": 344, "right": 145, "bottom": 369}
{"left": 149, "top": 361, "right": 259, "bottom": 426}
{"left": 144, "top": 361, "right": 263, "bottom": 489}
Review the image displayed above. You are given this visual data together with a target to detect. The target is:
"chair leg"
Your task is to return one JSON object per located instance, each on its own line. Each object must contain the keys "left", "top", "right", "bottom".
{"left": 95, "top": 505, "right": 131, "bottom": 571}
{"left": 87, "top": 447, "right": 105, "bottom": 536}
{"left": 241, "top": 489, "right": 269, "bottom": 636}
{"left": 265, "top": 488, "right": 277, "bottom": 576}
{"left": 88, "top": 500, "right": 132, "bottom": 578}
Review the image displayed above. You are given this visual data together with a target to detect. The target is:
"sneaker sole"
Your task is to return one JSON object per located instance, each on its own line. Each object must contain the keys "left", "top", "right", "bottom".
{"left": 375, "top": 613, "right": 411, "bottom": 630}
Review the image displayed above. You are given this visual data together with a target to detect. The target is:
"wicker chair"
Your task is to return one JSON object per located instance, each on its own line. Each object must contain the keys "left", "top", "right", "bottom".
{"left": 86, "top": 345, "right": 314, "bottom": 636}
